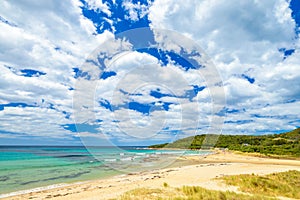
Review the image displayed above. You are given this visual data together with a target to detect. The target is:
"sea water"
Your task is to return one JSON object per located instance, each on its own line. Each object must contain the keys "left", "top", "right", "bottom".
{"left": 0, "top": 146, "right": 211, "bottom": 195}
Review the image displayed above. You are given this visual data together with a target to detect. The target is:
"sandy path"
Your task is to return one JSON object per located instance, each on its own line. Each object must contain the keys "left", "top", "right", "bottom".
{"left": 2, "top": 152, "right": 300, "bottom": 200}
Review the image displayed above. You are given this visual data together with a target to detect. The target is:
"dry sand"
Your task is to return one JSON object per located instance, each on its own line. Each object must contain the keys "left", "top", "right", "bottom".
{"left": 2, "top": 151, "right": 300, "bottom": 200}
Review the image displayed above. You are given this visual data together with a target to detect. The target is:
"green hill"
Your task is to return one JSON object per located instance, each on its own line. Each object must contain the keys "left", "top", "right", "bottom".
{"left": 149, "top": 128, "right": 300, "bottom": 157}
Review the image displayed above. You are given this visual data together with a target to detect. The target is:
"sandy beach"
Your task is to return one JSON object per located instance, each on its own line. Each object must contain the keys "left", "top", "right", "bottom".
{"left": 2, "top": 151, "right": 300, "bottom": 200}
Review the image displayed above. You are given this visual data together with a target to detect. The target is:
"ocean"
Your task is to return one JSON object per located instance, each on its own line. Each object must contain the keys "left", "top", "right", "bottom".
{"left": 0, "top": 146, "right": 211, "bottom": 195}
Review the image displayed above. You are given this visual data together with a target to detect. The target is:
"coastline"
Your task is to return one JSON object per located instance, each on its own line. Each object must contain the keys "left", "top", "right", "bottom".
{"left": 1, "top": 151, "right": 300, "bottom": 200}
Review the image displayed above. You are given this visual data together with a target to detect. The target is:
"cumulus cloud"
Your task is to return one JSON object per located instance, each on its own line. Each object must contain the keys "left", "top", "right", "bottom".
{"left": 0, "top": 0, "right": 299, "bottom": 145}
{"left": 0, "top": 0, "right": 114, "bottom": 143}
{"left": 85, "top": 0, "right": 111, "bottom": 16}
{"left": 149, "top": 0, "right": 300, "bottom": 135}
{"left": 122, "top": 0, "right": 152, "bottom": 21}
{"left": 149, "top": 0, "right": 296, "bottom": 64}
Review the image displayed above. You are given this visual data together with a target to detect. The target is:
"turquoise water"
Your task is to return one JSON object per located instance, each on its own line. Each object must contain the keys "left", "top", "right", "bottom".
{"left": 0, "top": 146, "right": 211, "bottom": 194}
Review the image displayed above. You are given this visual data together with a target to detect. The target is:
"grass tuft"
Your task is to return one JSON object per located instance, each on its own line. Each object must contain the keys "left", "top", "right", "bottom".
{"left": 115, "top": 171, "right": 300, "bottom": 200}
{"left": 220, "top": 170, "right": 300, "bottom": 199}
{"left": 116, "top": 185, "right": 275, "bottom": 200}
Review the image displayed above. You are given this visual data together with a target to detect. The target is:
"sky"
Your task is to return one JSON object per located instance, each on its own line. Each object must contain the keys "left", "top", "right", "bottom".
{"left": 0, "top": 0, "right": 299, "bottom": 146}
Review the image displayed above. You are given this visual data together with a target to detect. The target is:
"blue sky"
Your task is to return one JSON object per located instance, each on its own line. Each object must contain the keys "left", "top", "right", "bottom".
{"left": 0, "top": 0, "right": 299, "bottom": 146}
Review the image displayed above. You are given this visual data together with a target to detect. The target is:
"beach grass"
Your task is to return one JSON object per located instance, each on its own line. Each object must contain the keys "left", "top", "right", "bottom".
{"left": 114, "top": 170, "right": 300, "bottom": 199}
{"left": 220, "top": 170, "right": 300, "bottom": 199}
{"left": 114, "top": 186, "right": 275, "bottom": 200}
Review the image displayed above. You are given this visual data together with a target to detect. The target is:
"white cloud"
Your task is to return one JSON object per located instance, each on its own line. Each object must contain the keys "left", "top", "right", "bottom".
{"left": 123, "top": 0, "right": 152, "bottom": 21}
{"left": 0, "top": 106, "right": 73, "bottom": 137}
{"left": 149, "top": 0, "right": 296, "bottom": 64}
{"left": 0, "top": 0, "right": 299, "bottom": 145}
{"left": 85, "top": 0, "right": 111, "bottom": 16}
{"left": 148, "top": 0, "right": 300, "bottom": 136}
{"left": 0, "top": 0, "right": 114, "bottom": 142}
{"left": 72, "top": 45, "right": 218, "bottom": 144}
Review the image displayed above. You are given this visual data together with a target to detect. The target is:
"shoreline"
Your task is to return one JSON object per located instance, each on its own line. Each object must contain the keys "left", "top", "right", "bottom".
{"left": 0, "top": 149, "right": 214, "bottom": 197}
{"left": 1, "top": 151, "right": 300, "bottom": 200}
{"left": 0, "top": 152, "right": 210, "bottom": 199}
{"left": 0, "top": 154, "right": 208, "bottom": 199}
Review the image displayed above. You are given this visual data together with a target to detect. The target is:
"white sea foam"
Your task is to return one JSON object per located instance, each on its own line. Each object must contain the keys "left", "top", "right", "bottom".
{"left": 104, "top": 158, "right": 117, "bottom": 162}
{"left": 0, "top": 183, "right": 69, "bottom": 199}
{"left": 120, "top": 157, "right": 133, "bottom": 161}
{"left": 136, "top": 153, "right": 146, "bottom": 155}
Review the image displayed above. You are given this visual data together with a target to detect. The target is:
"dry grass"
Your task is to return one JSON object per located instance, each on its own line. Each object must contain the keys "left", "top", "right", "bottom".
{"left": 114, "top": 186, "right": 275, "bottom": 200}
{"left": 113, "top": 171, "right": 300, "bottom": 200}
{"left": 220, "top": 170, "right": 300, "bottom": 199}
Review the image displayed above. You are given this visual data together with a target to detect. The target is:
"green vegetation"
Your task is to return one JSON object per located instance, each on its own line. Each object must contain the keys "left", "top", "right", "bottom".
{"left": 149, "top": 128, "right": 300, "bottom": 157}
{"left": 220, "top": 170, "right": 300, "bottom": 199}
{"left": 149, "top": 143, "right": 169, "bottom": 148}
{"left": 115, "top": 186, "right": 274, "bottom": 200}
